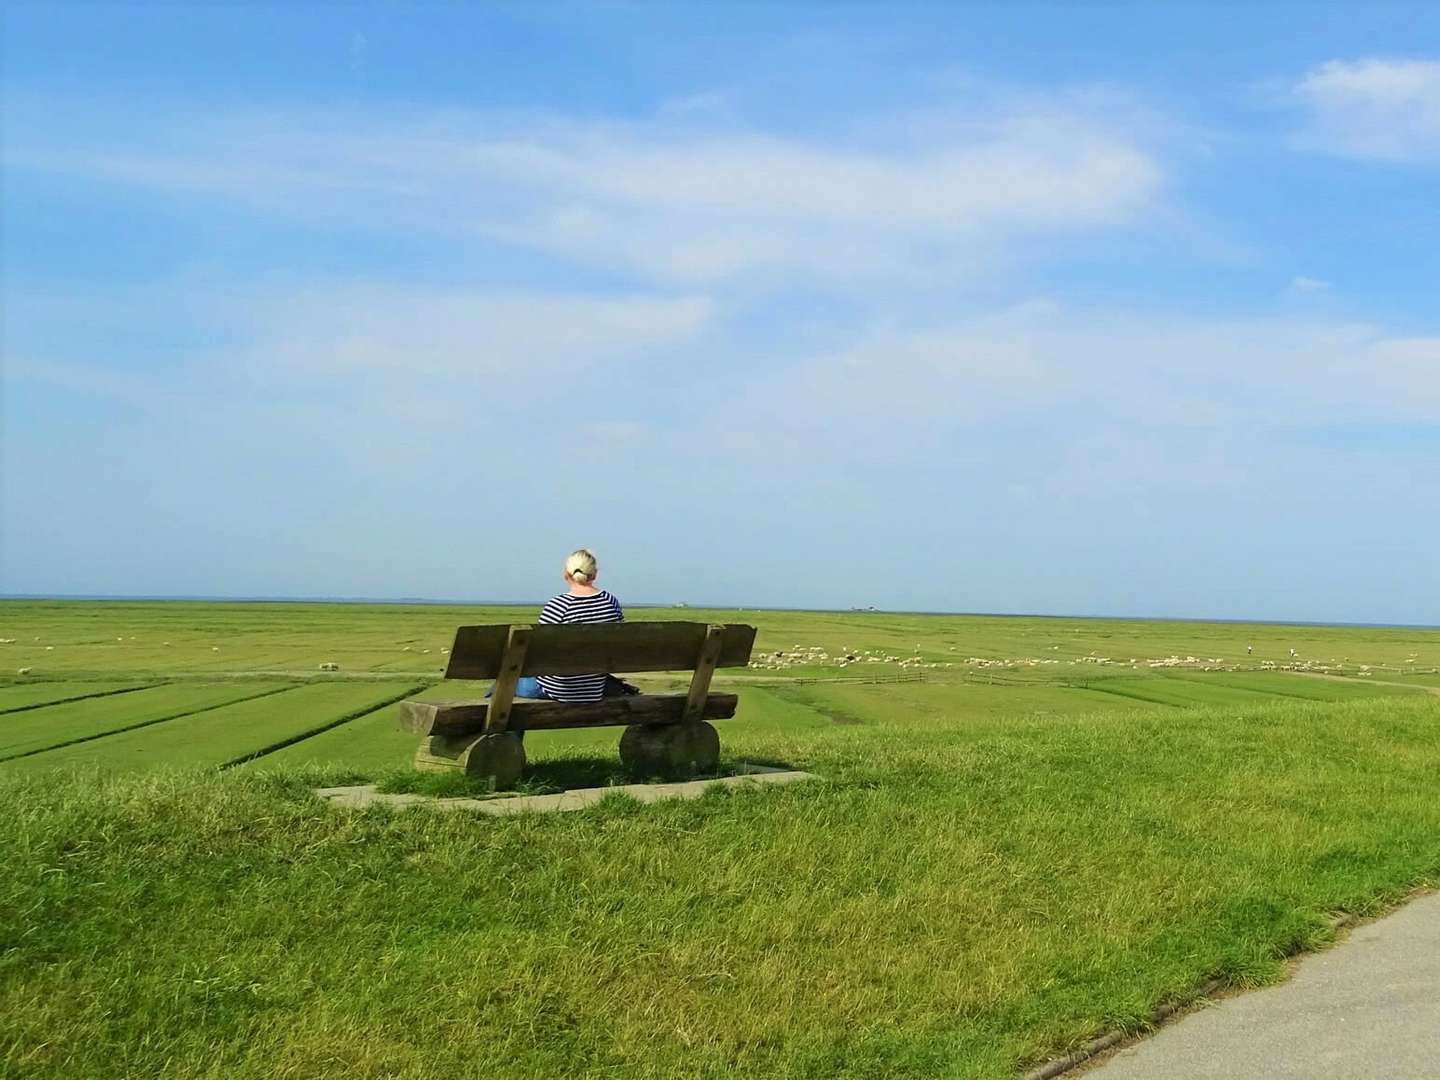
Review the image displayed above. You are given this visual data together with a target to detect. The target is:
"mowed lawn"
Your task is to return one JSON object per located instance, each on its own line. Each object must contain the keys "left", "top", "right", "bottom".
{"left": 0, "top": 682, "right": 293, "bottom": 762}
{"left": 1, "top": 601, "right": 1439, "bottom": 1078}
{"left": 1, "top": 682, "right": 424, "bottom": 775}
{"left": 0, "top": 681, "right": 159, "bottom": 714}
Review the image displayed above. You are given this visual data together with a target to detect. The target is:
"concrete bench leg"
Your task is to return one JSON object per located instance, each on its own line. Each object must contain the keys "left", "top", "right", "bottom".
{"left": 619, "top": 721, "right": 720, "bottom": 778}
{"left": 415, "top": 732, "right": 526, "bottom": 790}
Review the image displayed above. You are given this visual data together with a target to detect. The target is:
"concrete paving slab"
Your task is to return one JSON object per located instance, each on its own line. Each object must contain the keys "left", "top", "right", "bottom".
{"left": 1086, "top": 890, "right": 1440, "bottom": 1079}
{"left": 315, "top": 764, "right": 817, "bottom": 816}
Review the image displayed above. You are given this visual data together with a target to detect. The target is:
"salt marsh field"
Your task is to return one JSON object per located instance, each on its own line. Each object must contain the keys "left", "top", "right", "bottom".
{"left": 1, "top": 600, "right": 1435, "bottom": 778}
{"left": 2, "top": 599, "right": 1439, "bottom": 1078}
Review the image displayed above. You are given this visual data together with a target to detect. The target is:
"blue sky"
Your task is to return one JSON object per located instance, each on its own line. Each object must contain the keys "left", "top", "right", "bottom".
{"left": 3, "top": 3, "right": 1438, "bottom": 622}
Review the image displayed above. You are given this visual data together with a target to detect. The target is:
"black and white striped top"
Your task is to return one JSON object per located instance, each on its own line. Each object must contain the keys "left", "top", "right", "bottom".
{"left": 536, "top": 590, "right": 624, "bottom": 703}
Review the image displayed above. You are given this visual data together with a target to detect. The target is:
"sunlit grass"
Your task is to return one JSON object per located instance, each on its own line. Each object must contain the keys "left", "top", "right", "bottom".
{"left": 3, "top": 692, "right": 1438, "bottom": 1078}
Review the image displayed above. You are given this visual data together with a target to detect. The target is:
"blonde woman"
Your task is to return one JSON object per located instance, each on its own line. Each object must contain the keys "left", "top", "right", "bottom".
{"left": 492, "top": 550, "right": 630, "bottom": 721}
{"left": 534, "top": 549, "right": 626, "bottom": 703}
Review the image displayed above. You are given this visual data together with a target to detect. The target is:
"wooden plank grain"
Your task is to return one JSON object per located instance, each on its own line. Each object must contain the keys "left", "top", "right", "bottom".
{"left": 683, "top": 625, "right": 726, "bottom": 723}
{"left": 445, "top": 622, "right": 757, "bottom": 679}
{"left": 400, "top": 693, "right": 740, "bottom": 739}
{"left": 483, "top": 626, "right": 531, "bottom": 734}
{"left": 443, "top": 625, "right": 512, "bottom": 679}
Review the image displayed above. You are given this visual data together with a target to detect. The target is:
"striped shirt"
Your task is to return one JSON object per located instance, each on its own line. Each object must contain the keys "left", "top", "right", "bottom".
{"left": 536, "top": 590, "right": 624, "bottom": 703}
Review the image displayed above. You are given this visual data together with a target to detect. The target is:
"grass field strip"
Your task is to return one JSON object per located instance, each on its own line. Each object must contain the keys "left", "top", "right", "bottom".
{"left": 1167, "top": 670, "right": 1430, "bottom": 702}
{"left": 3, "top": 682, "right": 429, "bottom": 774}
{"left": 237, "top": 697, "right": 425, "bottom": 772}
{"left": 1068, "top": 682, "right": 1218, "bottom": 708}
{"left": 0, "top": 683, "right": 300, "bottom": 763}
{"left": 0, "top": 681, "right": 160, "bottom": 715}
{"left": 220, "top": 681, "right": 431, "bottom": 768}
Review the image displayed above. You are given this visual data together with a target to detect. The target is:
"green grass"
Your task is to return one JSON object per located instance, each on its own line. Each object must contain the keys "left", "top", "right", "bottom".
{"left": 1169, "top": 670, "right": 1425, "bottom": 701}
{"left": 249, "top": 695, "right": 426, "bottom": 773}
{"left": 0, "top": 682, "right": 294, "bottom": 762}
{"left": 2, "top": 600, "right": 1439, "bottom": 1077}
{"left": 0, "top": 681, "right": 158, "bottom": 714}
{"left": 3, "top": 598, "right": 1437, "bottom": 678}
{"left": 3, "top": 693, "right": 1438, "bottom": 1079}
{"left": 3, "top": 682, "right": 418, "bottom": 774}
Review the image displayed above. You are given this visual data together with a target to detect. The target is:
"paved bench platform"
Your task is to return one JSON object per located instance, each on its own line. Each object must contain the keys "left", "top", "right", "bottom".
{"left": 315, "top": 764, "right": 816, "bottom": 817}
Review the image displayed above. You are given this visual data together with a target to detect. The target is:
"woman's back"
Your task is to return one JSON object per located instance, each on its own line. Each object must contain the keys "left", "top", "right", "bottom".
{"left": 535, "top": 587, "right": 623, "bottom": 703}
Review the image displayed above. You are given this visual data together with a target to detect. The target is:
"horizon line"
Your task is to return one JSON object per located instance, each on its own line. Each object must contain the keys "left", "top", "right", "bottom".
{"left": 1, "top": 593, "right": 1436, "bottom": 632}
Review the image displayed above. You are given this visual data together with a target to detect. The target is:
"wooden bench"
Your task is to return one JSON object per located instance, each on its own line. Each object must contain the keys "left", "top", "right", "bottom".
{"left": 398, "top": 621, "right": 757, "bottom": 788}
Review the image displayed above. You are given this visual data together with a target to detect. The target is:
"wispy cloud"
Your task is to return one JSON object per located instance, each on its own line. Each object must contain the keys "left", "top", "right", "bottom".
{"left": 18, "top": 284, "right": 1437, "bottom": 479}
{"left": 4, "top": 94, "right": 1165, "bottom": 284}
{"left": 1293, "top": 58, "right": 1440, "bottom": 162}
{"left": 702, "top": 308, "right": 1440, "bottom": 468}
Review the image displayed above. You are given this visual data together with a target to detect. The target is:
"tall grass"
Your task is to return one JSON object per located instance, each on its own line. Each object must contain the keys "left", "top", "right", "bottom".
{"left": 3, "top": 694, "right": 1438, "bottom": 1078}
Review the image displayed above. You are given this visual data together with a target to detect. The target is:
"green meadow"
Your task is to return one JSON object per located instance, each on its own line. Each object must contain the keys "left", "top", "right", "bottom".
{"left": 2, "top": 599, "right": 1438, "bottom": 1078}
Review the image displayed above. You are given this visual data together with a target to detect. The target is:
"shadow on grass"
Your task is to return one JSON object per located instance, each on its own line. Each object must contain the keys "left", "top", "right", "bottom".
{"left": 376, "top": 753, "right": 804, "bottom": 800}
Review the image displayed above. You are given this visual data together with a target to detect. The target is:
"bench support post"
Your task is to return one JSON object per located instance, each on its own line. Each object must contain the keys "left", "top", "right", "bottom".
{"left": 414, "top": 731, "right": 525, "bottom": 789}
{"left": 683, "top": 624, "right": 726, "bottom": 724}
{"left": 485, "top": 625, "right": 532, "bottom": 734}
{"left": 620, "top": 721, "right": 720, "bottom": 777}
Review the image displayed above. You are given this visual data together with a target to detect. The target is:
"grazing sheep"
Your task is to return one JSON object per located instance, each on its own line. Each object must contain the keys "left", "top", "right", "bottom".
{"left": 17, "top": 667, "right": 32, "bottom": 675}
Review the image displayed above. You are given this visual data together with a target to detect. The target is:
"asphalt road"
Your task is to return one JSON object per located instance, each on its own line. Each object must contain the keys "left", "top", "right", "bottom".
{"left": 1087, "top": 890, "right": 1440, "bottom": 1079}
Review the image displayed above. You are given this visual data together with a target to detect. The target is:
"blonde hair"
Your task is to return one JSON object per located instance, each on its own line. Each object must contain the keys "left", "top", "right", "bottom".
{"left": 564, "top": 548, "right": 598, "bottom": 584}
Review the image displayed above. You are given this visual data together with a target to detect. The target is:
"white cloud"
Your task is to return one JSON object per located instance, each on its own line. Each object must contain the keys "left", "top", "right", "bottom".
{"left": 1294, "top": 58, "right": 1440, "bottom": 162}
{"left": 18, "top": 282, "right": 1437, "bottom": 468}
{"left": 1287, "top": 276, "right": 1331, "bottom": 294}
{"left": 241, "top": 285, "right": 712, "bottom": 380}
{"left": 6, "top": 281, "right": 715, "bottom": 471}
{"left": 4, "top": 96, "right": 1164, "bottom": 283}
{"left": 690, "top": 308, "right": 1440, "bottom": 478}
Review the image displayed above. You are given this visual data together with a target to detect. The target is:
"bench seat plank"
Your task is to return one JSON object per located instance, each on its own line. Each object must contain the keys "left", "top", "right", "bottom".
{"left": 401, "top": 692, "right": 740, "bottom": 739}
{"left": 445, "top": 622, "right": 757, "bottom": 679}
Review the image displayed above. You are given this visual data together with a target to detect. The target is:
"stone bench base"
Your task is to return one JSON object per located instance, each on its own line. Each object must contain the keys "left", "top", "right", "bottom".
{"left": 316, "top": 765, "right": 816, "bottom": 817}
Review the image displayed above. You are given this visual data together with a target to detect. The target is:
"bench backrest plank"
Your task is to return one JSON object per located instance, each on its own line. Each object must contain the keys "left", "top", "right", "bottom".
{"left": 444, "top": 621, "right": 757, "bottom": 679}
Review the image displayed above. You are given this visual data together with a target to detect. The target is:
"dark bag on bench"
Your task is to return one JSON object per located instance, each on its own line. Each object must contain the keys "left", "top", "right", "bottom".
{"left": 604, "top": 675, "right": 642, "bottom": 697}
